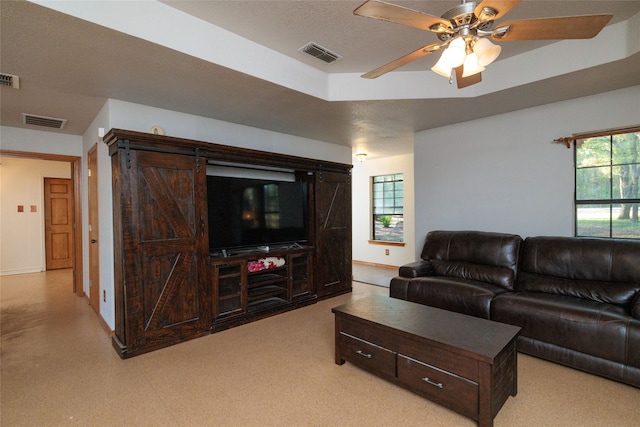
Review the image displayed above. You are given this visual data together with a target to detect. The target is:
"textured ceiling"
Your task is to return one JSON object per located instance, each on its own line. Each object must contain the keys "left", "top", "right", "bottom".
{"left": 1, "top": 1, "right": 639, "bottom": 160}
{"left": 163, "top": 0, "right": 638, "bottom": 73}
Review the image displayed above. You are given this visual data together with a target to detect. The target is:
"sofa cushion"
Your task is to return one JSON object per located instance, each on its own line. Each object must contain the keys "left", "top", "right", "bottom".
{"left": 519, "top": 236, "right": 640, "bottom": 283}
{"left": 518, "top": 271, "right": 640, "bottom": 308}
{"left": 420, "top": 230, "right": 522, "bottom": 290}
{"left": 391, "top": 276, "right": 510, "bottom": 319}
{"left": 431, "top": 259, "right": 516, "bottom": 291}
{"left": 518, "top": 236, "right": 640, "bottom": 309}
{"left": 492, "top": 292, "right": 630, "bottom": 365}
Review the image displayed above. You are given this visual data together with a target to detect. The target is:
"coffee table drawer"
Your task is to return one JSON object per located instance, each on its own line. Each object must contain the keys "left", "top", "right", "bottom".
{"left": 339, "top": 332, "right": 396, "bottom": 380}
{"left": 397, "top": 354, "right": 478, "bottom": 418}
{"left": 398, "top": 337, "right": 478, "bottom": 382}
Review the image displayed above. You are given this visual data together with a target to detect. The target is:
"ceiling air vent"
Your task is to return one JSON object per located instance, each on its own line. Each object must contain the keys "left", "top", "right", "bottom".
{"left": 298, "top": 42, "right": 343, "bottom": 63}
{"left": 0, "top": 73, "right": 20, "bottom": 89}
{"left": 22, "top": 113, "right": 67, "bottom": 129}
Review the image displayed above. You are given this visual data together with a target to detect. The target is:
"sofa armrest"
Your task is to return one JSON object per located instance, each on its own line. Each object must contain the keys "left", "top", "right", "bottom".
{"left": 632, "top": 293, "right": 640, "bottom": 319}
{"left": 399, "top": 260, "right": 434, "bottom": 278}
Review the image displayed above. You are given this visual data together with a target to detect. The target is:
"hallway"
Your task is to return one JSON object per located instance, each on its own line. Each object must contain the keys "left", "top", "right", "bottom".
{"left": 0, "top": 269, "right": 119, "bottom": 424}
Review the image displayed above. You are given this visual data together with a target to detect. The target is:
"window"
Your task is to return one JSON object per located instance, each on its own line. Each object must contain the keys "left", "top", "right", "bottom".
{"left": 575, "top": 129, "right": 640, "bottom": 239}
{"left": 243, "top": 184, "right": 281, "bottom": 229}
{"left": 263, "top": 184, "right": 280, "bottom": 229}
{"left": 372, "top": 173, "right": 403, "bottom": 242}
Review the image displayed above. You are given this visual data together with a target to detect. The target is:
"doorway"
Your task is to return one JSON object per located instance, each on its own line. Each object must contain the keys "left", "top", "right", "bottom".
{"left": 0, "top": 150, "right": 83, "bottom": 296}
{"left": 88, "top": 145, "right": 100, "bottom": 315}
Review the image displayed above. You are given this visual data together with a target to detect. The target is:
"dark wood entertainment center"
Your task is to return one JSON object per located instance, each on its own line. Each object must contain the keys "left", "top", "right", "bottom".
{"left": 104, "top": 129, "right": 352, "bottom": 358}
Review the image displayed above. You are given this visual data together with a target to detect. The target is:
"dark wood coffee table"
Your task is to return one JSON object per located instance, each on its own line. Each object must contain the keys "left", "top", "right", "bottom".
{"left": 332, "top": 295, "right": 520, "bottom": 427}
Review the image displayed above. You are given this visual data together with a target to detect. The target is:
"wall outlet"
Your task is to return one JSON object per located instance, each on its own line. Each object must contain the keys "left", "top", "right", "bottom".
{"left": 385, "top": 249, "right": 389, "bottom": 256}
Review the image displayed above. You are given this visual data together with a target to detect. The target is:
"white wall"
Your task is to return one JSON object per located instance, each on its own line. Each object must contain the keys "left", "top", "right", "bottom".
{"left": 413, "top": 85, "right": 640, "bottom": 258}
{"left": 352, "top": 154, "right": 415, "bottom": 267}
{"left": 82, "top": 104, "right": 112, "bottom": 323}
{"left": 103, "top": 99, "right": 349, "bottom": 164}
{"left": 0, "top": 126, "right": 83, "bottom": 157}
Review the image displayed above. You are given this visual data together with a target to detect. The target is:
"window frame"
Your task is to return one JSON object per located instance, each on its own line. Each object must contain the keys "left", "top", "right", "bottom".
{"left": 574, "top": 128, "right": 640, "bottom": 239}
{"left": 371, "top": 173, "right": 404, "bottom": 243}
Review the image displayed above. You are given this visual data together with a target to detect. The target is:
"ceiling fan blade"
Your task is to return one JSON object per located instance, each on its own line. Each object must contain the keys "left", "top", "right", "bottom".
{"left": 492, "top": 15, "right": 613, "bottom": 41}
{"left": 354, "top": 0, "right": 450, "bottom": 33}
{"left": 474, "top": 0, "right": 521, "bottom": 21}
{"left": 362, "top": 44, "right": 441, "bottom": 79}
{"left": 455, "top": 66, "right": 482, "bottom": 89}
{"left": 362, "top": 43, "right": 441, "bottom": 79}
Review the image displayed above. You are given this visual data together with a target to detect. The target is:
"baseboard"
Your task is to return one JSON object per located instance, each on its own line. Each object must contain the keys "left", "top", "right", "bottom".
{"left": 83, "top": 294, "right": 114, "bottom": 336}
{"left": 352, "top": 260, "right": 398, "bottom": 270}
{"left": 0, "top": 267, "right": 44, "bottom": 276}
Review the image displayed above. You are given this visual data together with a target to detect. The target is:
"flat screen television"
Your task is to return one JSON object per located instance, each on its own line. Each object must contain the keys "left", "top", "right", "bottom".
{"left": 207, "top": 175, "right": 308, "bottom": 254}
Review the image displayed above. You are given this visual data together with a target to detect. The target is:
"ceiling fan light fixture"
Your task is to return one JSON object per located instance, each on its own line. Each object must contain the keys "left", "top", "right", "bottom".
{"left": 449, "top": 36, "right": 466, "bottom": 53}
{"left": 461, "top": 53, "right": 485, "bottom": 77}
{"left": 431, "top": 58, "right": 452, "bottom": 78}
{"left": 473, "top": 37, "right": 501, "bottom": 66}
{"left": 431, "top": 36, "right": 466, "bottom": 78}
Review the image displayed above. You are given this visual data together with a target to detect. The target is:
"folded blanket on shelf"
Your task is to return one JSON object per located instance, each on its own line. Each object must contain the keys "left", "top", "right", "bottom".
{"left": 247, "top": 256, "right": 285, "bottom": 272}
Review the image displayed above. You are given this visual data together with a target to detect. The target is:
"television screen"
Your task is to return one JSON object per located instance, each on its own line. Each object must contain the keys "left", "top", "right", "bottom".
{"left": 207, "top": 175, "right": 308, "bottom": 254}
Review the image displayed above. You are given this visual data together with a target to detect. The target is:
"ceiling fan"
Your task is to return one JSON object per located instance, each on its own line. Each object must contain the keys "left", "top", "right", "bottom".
{"left": 354, "top": 0, "right": 613, "bottom": 88}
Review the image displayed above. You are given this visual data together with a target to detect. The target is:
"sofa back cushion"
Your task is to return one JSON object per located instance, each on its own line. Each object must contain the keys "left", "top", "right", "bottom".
{"left": 518, "top": 236, "right": 640, "bottom": 308}
{"left": 420, "top": 230, "right": 522, "bottom": 290}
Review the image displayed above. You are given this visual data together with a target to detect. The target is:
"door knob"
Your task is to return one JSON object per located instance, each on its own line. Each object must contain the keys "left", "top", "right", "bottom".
{"left": 91, "top": 239, "right": 97, "bottom": 244}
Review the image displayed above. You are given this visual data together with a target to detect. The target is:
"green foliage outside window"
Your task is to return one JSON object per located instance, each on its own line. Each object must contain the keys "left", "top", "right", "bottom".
{"left": 575, "top": 130, "right": 640, "bottom": 238}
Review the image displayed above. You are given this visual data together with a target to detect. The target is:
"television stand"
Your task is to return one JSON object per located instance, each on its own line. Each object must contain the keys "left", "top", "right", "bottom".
{"left": 211, "top": 243, "right": 307, "bottom": 258}
{"left": 211, "top": 246, "right": 316, "bottom": 330}
{"left": 105, "top": 128, "right": 351, "bottom": 358}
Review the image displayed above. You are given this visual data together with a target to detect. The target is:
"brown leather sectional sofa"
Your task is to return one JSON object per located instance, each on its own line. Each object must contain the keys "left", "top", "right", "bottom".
{"left": 390, "top": 230, "right": 640, "bottom": 388}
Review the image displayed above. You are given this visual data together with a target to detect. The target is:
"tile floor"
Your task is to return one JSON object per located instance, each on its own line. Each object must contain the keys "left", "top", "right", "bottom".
{"left": 351, "top": 263, "right": 397, "bottom": 287}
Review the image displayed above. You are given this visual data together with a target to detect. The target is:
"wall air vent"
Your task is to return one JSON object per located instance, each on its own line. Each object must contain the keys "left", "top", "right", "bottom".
{"left": 298, "top": 42, "right": 343, "bottom": 63}
{"left": 0, "top": 73, "right": 20, "bottom": 89}
{"left": 22, "top": 113, "right": 67, "bottom": 129}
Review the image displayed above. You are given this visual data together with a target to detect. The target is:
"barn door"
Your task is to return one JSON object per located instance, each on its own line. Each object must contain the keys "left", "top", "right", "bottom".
{"left": 121, "top": 149, "right": 210, "bottom": 354}
{"left": 314, "top": 170, "right": 352, "bottom": 297}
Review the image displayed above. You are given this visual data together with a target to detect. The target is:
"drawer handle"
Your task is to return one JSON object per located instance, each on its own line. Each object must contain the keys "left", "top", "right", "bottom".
{"left": 356, "top": 350, "right": 372, "bottom": 359}
{"left": 422, "top": 377, "right": 444, "bottom": 389}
